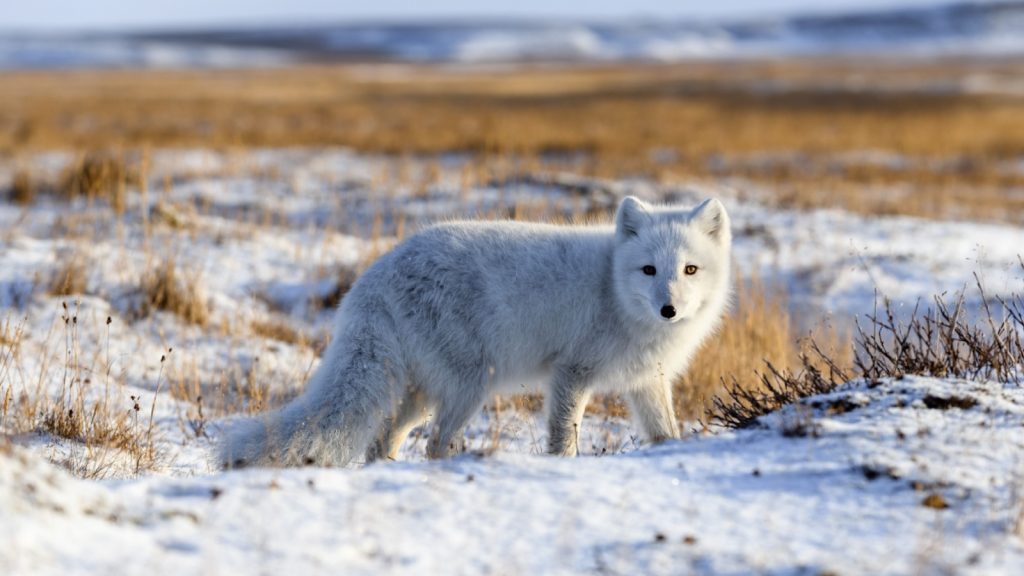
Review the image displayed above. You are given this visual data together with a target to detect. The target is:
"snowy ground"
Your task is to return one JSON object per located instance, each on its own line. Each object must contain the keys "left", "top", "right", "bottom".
{"left": 2, "top": 148, "right": 1023, "bottom": 574}
{"left": 4, "top": 377, "right": 1024, "bottom": 575}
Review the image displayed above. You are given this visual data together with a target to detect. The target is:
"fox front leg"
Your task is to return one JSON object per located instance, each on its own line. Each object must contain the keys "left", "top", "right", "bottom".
{"left": 627, "top": 381, "right": 680, "bottom": 443}
{"left": 547, "top": 366, "right": 593, "bottom": 456}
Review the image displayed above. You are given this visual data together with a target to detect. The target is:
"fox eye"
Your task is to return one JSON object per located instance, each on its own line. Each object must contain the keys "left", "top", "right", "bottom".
{"left": 642, "top": 265, "right": 657, "bottom": 276}
{"left": 684, "top": 265, "right": 699, "bottom": 275}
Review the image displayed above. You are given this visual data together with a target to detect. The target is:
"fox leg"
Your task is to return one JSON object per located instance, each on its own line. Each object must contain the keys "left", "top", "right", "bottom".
{"left": 547, "top": 367, "right": 593, "bottom": 456}
{"left": 426, "top": 385, "right": 486, "bottom": 459}
{"left": 366, "top": 386, "right": 431, "bottom": 463}
{"left": 627, "top": 380, "right": 680, "bottom": 443}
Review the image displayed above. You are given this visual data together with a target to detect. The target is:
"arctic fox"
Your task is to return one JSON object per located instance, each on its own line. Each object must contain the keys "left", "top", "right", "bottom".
{"left": 220, "top": 196, "right": 732, "bottom": 467}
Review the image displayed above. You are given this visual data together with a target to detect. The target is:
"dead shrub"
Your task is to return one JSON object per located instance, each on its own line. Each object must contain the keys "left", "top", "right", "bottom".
{"left": 711, "top": 349, "right": 848, "bottom": 429}
{"left": 854, "top": 275, "right": 1024, "bottom": 383}
{"left": 711, "top": 263, "right": 1024, "bottom": 428}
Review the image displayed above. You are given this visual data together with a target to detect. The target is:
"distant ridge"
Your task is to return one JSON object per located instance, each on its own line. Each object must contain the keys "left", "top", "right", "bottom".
{"left": 1, "top": 1, "right": 1022, "bottom": 69}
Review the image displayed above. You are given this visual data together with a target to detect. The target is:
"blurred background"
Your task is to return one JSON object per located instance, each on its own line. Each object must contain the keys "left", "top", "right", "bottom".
{"left": 3, "top": 0, "right": 1024, "bottom": 222}
{"left": 4, "top": 0, "right": 1024, "bottom": 67}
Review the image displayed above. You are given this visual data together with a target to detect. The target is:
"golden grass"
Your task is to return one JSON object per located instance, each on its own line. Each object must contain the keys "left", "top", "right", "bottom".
{"left": 9, "top": 170, "right": 34, "bottom": 205}
{"left": 2, "top": 60, "right": 1022, "bottom": 158}
{"left": 57, "top": 151, "right": 138, "bottom": 214}
{"left": 3, "top": 59, "right": 1024, "bottom": 222}
{"left": 48, "top": 252, "right": 89, "bottom": 296}
{"left": 250, "top": 316, "right": 307, "bottom": 346}
{"left": 136, "top": 258, "right": 209, "bottom": 326}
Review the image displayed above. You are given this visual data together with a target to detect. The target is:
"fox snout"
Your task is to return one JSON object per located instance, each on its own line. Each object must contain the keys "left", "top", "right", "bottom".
{"left": 660, "top": 304, "right": 676, "bottom": 319}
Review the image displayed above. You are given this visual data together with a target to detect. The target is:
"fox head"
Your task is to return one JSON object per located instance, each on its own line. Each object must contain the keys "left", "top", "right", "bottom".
{"left": 611, "top": 196, "right": 732, "bottom": 327}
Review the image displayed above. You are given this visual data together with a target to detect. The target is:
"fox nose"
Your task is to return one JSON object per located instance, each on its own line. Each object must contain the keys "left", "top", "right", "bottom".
{"left": 660, "top": 305, "right": 676, "bottom": 319}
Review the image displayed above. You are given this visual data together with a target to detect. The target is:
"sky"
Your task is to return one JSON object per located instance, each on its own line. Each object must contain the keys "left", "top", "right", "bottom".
{"left": 3, "top": 0, "right": 954, "bottom": 31}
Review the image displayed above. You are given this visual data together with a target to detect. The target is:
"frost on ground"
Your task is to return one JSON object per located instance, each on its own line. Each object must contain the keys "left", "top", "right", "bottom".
{"left": 2, "top": 148, "right": 1024, "bottom": 574}
{"left": 4, "top": 377, "right": 1024, "bottom": 575}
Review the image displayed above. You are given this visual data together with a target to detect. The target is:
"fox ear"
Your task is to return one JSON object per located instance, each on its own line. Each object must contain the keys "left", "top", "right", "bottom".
{"left": 615, "top": 196, "right": 652, "bottom": 240}
{"left": 690, "top": 198, "right": 730, "bottom": 244}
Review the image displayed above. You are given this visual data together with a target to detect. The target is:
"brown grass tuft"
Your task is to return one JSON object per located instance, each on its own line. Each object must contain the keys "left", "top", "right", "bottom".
{"left": 0, "top": 316, "right": 21, "bottom": 350}
{"left": 8, "top": 169, "right": 35, "bottom": 205}
{"left": 57, "top": 151, "right": 137, "bottom": 213}
{"left": 136, "top": 258, "right": 209, "bottom": 326}
{"left": 36, "top": 377, "right": 162, "bottom": 478}
{"left": 48, "top": 253, "right": 89, "bottom": 296}
{"left": 250, "top": 316, "right": 307, "bottom": 346}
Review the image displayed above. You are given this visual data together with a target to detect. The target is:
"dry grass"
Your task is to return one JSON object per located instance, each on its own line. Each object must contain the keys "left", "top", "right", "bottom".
{"left": 48, "top": 252, "right": 89, "bottom": 296}
{"left": 4, "top": 151, "right": 140, "bottom": 215}
{"left": 1, "top": 306, "right": 163, "bottom": 478}
{"left": 250, "top": 316, "right": 307, "bottom": 346}
{"left": 168, "top": 351, "right": 291, "bottom": 420}
{"left": 8, "top": 169, "right": 34, "bottom": 205}
{"left": 58, "top": 151, "right": 138, "bottom": 206}
{"left": 4, "top": 60, "right": 1024, "bottom": 159}
{"left": 135, "top": 258, "right": 209, "bottom": 326}
{"left": 0, "top": 317, "right": 25, "bottom": 425}
{"left": 3, "top": 60, "right": 1024, "bottom": 222}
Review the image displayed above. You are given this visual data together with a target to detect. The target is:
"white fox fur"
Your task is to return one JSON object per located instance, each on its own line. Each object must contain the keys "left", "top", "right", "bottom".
{"left": 219, "top": 196, "right": 732, "bottom": 467}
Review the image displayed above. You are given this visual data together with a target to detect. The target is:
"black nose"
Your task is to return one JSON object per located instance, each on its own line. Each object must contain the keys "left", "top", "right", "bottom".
{"left": 660, "top": 305, "right": 676, "bottom": 319}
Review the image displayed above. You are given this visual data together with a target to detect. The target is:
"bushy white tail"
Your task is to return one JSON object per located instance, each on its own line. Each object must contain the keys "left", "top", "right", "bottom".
{"left": 218, "top": 328, "right": 397, "bottom": 468}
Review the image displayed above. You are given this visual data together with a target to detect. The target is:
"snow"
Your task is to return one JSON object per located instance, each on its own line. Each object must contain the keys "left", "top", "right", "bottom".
{"left": 2, "top": 148, "right": 1023, "bottom": 574}
{"left": 3, "top": 376, "right": 1023, "bottom": 575}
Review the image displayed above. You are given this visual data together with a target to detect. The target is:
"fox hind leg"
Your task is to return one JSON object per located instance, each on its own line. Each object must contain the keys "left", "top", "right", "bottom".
{"left": 366, "top": 385, "right": 432, "bottom": 463}
{"left": 426, "top": 384, "right": 487, "bottom": 459}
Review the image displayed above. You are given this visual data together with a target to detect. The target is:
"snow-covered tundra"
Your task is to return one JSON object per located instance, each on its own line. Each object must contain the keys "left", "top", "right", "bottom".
{"left": 2, "top": 149, "right": 1023, "bottom": 575}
